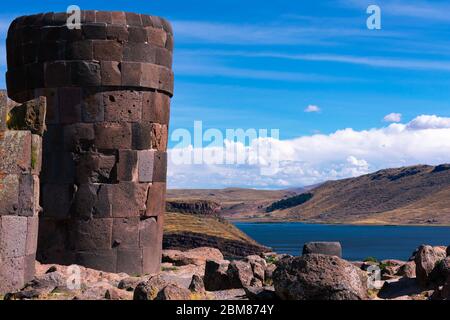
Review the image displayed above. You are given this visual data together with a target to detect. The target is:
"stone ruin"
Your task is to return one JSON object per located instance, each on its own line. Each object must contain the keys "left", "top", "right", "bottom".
{"left": 0, "top": 93, "right": 46, "bottom": 294}
{"left": 1, "top": 11, "right": 173, "bottom": 294}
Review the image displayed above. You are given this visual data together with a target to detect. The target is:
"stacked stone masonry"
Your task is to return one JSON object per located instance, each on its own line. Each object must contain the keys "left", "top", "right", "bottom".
{"left": 0, "top": 91, "right": 45, "bottom": 294}
{"left": 6, "top": 11, "right": 173, "bottom": 275}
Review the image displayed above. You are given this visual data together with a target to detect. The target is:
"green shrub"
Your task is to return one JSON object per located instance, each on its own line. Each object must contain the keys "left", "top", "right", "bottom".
{"left": 266, "top": 193, "right": 313, "bottom": 212}
{"left": 364, "top": 256, "right": 379, "bottom": 263}
{"left": 265, "top": 255, "right": 278, "bottom": 265}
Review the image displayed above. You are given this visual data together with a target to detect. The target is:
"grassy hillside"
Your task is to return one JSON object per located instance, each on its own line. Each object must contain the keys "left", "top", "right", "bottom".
{"left": 268, "top": 164, "right": 450, "bottom": 225}
{"left": 163, "top": 212, "right": 269, "bottom": 257}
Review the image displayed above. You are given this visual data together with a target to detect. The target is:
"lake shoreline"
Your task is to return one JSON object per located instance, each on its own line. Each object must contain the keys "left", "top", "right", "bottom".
{"left": 229, "top": 219, "right": 450, "bottom": 228}
{"left": 233, "top": 221, "right": 450, "bottom": 261}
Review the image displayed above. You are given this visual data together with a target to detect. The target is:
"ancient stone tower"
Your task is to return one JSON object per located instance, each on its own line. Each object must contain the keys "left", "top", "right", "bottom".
{"left": 0, "top": 92, "right": 46, "bottom": 294}
{"left": 6, "top": 11, "right": 173, "bottom": 275}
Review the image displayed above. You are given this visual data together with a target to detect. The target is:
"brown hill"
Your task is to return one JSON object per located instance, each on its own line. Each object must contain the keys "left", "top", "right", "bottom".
{"left": 168, "top": 164, "right": 450, "bottom": 225}
{"left": 167, "top": 187, "right": 303, "bottom": 219}
{"left": 266, "top": 164, "right": 450, "bottom": 225}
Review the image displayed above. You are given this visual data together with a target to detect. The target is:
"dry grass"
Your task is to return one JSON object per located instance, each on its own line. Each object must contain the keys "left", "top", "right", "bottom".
{"left": 164, "top": 212, "right": 258, "bottom": 244}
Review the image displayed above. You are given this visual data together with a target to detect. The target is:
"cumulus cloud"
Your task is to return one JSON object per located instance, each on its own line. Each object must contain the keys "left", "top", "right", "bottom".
{"left": 406, "top": 115, "right": 450, "bottom": 130}
{"left": 304, "top": 105, "right": 321, "bottom": 113}
{"left": 167, "top": 115, "right": 450, "bottom": 189}
{"left": 384, "top": 113, "right": 402, "bottom": 123}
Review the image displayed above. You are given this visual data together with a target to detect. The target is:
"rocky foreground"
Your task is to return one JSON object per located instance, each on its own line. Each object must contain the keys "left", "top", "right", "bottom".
{"left": 2, "top": 244, "right": 450, "bottom": 300}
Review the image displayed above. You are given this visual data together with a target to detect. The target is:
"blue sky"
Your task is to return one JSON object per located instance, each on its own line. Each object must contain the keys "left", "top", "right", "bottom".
{"left": 1, "top": 0, "right": 450, "bottom": 188}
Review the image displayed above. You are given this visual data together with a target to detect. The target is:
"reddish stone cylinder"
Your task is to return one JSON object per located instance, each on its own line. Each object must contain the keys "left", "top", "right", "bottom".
{"left": 6, "top": 11, "right": 173, "bottom": 274}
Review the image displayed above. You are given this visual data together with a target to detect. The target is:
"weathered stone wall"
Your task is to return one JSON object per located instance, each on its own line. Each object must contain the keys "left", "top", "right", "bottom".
{"left": 6, "top": 11, "right": 173, "bottom": 275}
{"left": 0, "top": 91, "right": 44, "bottom": 294}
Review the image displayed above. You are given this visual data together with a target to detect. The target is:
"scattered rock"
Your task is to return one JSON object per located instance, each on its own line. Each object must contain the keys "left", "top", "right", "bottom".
{"left": 156, "top": 284, "right": 192, "bottom": 300}
{"left": 273, "top": 254, "right": 368, "bottom": 300}
{"left": 396, "top": 261, "right": 416, "bottom": 278}
{"left": 303, "top": 242, "right": 342, "bottom": 258}
{"left": 378, "top": 278, "right": 423, "bottom": 299}
{"left": 244, "top": 286, "right": 278, "bottom": 300}
{"left": 244, "top": 255, "right": 266, "bottom": 284}
{"left": 81, "top": 282, "right": 132, "bottom": 300}
{"left": 189, "top": 274, "right": 205, "bottom": 293}
{"left": 6, "top": 271, "right": 66, "bottom": 299}
{"left": 264, "top": 264, "right": 277, "bottom": 283}
{"left": 381, "top": 267, "right": 399, "bottom": 280}
{"left": 351, "top": 261, "right": 364, "bottom": 269}
{"left": 162, "top": 247, "right": 224, "bottom": 266}
{"left": 228, "top": 260, "right": 254, "bottom": 289}
{"left": 118, "top": 276, "right": 150, "bottom": 292}
{"left": 133, "top": 275, "right": 169, "bottom": 300}
{"left": 204, "top": 260, "right": 231, "bottom": 291}
{"left": 429, "top": 257, "right": 450, "bottom": 286}
{"left": 381, "top": 259, "right": 405, "bottom": 267}
{"left": 415, "top": 245, "right": 447, "bottom": 288}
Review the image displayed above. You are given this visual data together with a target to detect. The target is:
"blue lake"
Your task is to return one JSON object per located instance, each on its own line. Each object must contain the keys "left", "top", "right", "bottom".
{"left": 234, "top": 222, "right": 450, "bottom": 261}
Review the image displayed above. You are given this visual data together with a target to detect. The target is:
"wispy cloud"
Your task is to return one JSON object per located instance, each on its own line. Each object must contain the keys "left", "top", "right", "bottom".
{"left": 384, "top": 113, "right": 402, "bottom": 122}
{"left": 172, "top": 19, "right": 404, "bottom": 46}
{"left": 175, "top": 63, "right": 353, "bottom": 83}
{"left": 305, "top": 105, "right": 321, "bottom": 113}
{"left": 174, "top": 52, "right": 356, "bottom": 83}
{"left": 342, "top": 0, "right": 450, "bottom": 23}
{"left": 177, "top": 49, "right": 450, "bottom": 72}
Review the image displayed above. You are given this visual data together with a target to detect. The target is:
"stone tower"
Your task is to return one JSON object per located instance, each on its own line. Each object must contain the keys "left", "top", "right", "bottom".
{"left": 6, "top": 11, "right": 173, "bottom": 275}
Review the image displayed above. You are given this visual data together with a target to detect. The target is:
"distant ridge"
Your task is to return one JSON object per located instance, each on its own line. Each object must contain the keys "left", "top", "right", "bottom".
{"left": 266, "top": 164, "right": 450, "bottom": 225}
{"left": 168, "top": 164, "right": 450, "bottom": 226}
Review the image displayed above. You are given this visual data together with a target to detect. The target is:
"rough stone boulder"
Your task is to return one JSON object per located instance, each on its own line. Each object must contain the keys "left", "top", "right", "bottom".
{"left": 244, "top": 255, "right": 267, "bottom": 285}
{"left": 203, "top": 260, "right": 231, "bottom": 291}
{"left": 118, "top": 276, "right": 151, "bottom": 292}
{"left": 203, "top": 256, "right": 268, "bottom": 291}
{"left": 396, "top": 261, "right": 416, "bottom": 278}
{"left": 302, "top": 242, "right": 342, "bottom": 258}
{"left": 265, "top": 264, "right": 277, "bottom": 283}
{"left": 447, "top": 246, "right": 450, "bottom": 257}
{"left": 273, "top": 254, "right": 368, "bottom": 300}
{"left": 244, "top": 286, "right": 278, "bottom": 300}
{"left": 378, "top": 278, "right": 423, "bottom": 300}
{"left": 162, "top": 247, "right": 224, "bottom": 266}
{"left": 429, "top": 257, "right": 450, "bottom": 286}
{"left": 380, "top": 260, "right": 405, "bottom": 280}
{"left": 133, "top": 275, "right": 170, "bottom": 300}
{"left": 228, "top": 260, "right": 255, "bottom": 288}
{"left": 4, "top": 271, "right": 65, "bottom": 299}
{"left": 415, "top": 245, "right": 447, "bottom": 288}
{"left": 189, "top": 274, "right": 205, "bottom": 293}
{"left": 156, "top": 284, "right": 191, "bottom": 300}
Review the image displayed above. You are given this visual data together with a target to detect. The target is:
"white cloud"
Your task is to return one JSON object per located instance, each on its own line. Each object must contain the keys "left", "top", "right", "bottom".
{"left": 407, "top": 115, "right": 450, "bottom": 130}
{"left": 384, "top": 113, "right": 402, "bottom": 122}
{"left": 304, "top": 105, "right": 321, "bottom": 113}
{"left": 167, "top": 115, "right": 450, "bottom": 189}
